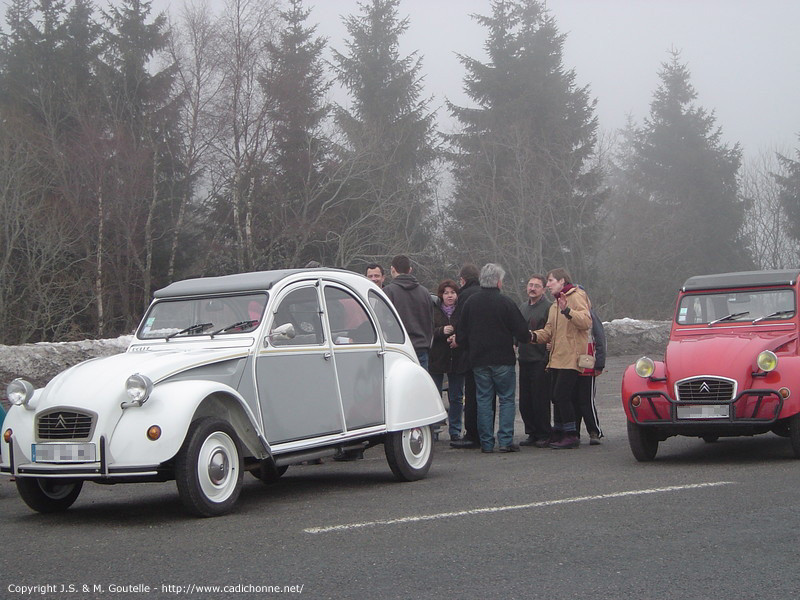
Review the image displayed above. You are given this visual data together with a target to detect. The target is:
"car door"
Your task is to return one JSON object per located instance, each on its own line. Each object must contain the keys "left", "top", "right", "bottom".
{"left": 322, "top": 283, "right": 385, "bottom": 430}
{"left": 255, "top": 283, "right": 344, "bottom": 443}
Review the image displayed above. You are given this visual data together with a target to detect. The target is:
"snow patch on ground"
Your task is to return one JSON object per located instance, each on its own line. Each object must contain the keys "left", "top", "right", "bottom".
{"left": 603, "top": 319, "right": 670, "bottom": 357}
{"left": 0, "top": 336, "right": 133, "bottom": 405}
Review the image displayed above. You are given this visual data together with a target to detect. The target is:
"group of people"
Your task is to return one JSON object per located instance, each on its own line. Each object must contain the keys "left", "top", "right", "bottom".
{"left": 371, "top": 256, "right": 605, "bottom": 454}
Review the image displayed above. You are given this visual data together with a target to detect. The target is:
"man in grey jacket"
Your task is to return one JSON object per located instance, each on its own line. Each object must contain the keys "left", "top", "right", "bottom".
{"left": 383, "top": 255, "right": 434, "bottom": 370}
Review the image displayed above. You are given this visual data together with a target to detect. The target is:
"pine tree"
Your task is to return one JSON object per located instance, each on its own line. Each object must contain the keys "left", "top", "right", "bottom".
{"left": 330, "top": 0, "right": 437, "bottom": 268}
{"left": 446, "top": 0, "right": 603, "bottom": 291}
{"left": 777, "top": 142, "right": 800, "bottom": 246}
{"left": 603, "top": 51, "right": 748, "bottom": 316}
{"left": 259, "top": 0, "right": 331, "bottom": 267}
{"left": 97, "top": 0, "right": 182, "bottom": 331}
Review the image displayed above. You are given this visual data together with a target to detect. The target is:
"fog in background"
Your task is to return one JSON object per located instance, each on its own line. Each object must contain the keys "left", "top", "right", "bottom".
{"left": 156, "top": 0, "right": 800, "bottom": 155}
{"left": 3, "top": 0, "right": 800, "bottom": 345}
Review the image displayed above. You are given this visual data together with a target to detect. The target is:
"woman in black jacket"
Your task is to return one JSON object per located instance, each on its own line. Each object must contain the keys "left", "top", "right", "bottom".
{"left": 429, "top": 279, "right": 470, "bottom": 441}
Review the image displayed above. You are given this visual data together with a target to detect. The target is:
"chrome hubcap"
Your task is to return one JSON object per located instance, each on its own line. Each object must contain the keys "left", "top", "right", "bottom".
{"left": 409, "top": 427, "right": 424, "bottom": 455}
{"left": 208, "top": 449, "right": 229, "bottom": 485}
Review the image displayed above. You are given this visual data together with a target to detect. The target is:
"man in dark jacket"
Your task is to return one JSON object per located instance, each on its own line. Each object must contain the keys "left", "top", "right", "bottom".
{"left": 450, "top": 264, "right": 486, "bottom": 449}
{"left": 518, "top": 275, "right": 553, "bottom": 447}
{"left": 458, "top": 263, "right": 531, "bottom": 453}
{"left": 383, "top": 255, "right": 434, "bottom": 370}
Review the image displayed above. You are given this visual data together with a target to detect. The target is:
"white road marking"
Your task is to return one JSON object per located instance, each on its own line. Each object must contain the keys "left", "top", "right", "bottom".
{"left": 304, "top": 481, "right": 734, "bottom": 534}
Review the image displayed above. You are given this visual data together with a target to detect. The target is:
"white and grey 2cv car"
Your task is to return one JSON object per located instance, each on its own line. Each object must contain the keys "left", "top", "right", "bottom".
{"left": 1, "top": 269, "right": 445, "bottom": 516}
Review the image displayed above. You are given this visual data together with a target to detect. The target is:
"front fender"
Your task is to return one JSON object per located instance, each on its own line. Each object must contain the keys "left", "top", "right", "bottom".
{"left": 621, "top": 361, "right": 669, "bottom": 422}
{"left": 108, "top": 380, "right": 264, "bottom": 467}
{"left": 762, "top": 357, "right": 800, "bottom": 419}
{"left": 1, "top": 403, "right": 37, "bottom": 468}
{"left": 384, "top": 353, "right": 445, "bottom": 431}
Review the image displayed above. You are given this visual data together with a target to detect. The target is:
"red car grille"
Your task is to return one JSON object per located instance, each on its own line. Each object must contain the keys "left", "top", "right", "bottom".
{"left": 676, "top": 378, "right": 735, "bottom": 402}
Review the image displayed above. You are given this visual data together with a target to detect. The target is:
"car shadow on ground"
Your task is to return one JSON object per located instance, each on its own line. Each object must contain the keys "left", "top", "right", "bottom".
{"left": 644, "top": 434, "right": 797, "bottom": 464}
{"left": 2, "top": 458, "right": 405, "bottom": 524}
{"left": 236, "top": 462, "right": 402, "bottom": 505}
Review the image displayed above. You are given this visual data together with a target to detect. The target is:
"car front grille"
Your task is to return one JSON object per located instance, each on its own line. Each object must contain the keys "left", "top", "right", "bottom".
{"left": 37, "top": 410, "right": 95, "bottom": 440}
{"left": 676, "top": 377, "right": 736, "bottom": 403}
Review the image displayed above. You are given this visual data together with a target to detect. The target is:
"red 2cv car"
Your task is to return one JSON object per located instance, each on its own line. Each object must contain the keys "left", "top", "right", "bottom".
{"left": 622, "top": 269, "right": 800, "bottom": 461}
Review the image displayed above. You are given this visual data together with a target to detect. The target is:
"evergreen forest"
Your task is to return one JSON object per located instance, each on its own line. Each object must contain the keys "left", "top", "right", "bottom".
{"left": 2, "top": 0, "right": 799, "bottom": 344}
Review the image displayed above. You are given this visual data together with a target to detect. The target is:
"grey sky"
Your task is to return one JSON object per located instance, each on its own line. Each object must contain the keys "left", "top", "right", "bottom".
{"left": 151, "top": 0, "right": 799, "bottom": 157}
{"left": 309, "top": 0, "right": 800, "bottom": 157}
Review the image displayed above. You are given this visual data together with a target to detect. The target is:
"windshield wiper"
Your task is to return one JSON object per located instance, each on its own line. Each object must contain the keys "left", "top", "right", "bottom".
{"left": 753, "top": 310, "right": 795, "bottom": 323}
{"left": 166, "top": 322, "right": 214, "bottom": 340}
{"left": 709, "top": 311, "right": 749, "bottom": 326}
{"left": 210, "top": 320, "right": 259, "bottom": 336}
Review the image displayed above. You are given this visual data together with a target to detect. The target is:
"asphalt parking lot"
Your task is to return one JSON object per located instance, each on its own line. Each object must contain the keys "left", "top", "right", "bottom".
{"left": 3, "top": 354, "right": 800, "bottom": 600}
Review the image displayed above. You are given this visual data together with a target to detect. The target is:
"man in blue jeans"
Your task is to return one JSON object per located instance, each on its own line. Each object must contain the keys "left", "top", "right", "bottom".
{"left": 457, "top": 263, "right": 532, "bottom": 453}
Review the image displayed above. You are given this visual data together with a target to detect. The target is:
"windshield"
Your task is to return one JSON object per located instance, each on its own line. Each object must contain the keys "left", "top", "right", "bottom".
{"left": 138, "top": 293, "right": 268, "bottom": 340}
{"left": 676, "top": 289, "right": 796, "bottom": 325}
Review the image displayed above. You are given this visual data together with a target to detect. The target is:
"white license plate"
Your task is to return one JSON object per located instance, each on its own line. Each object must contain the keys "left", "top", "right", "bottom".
{"left": 676, "top": 404, "right": 730, "bottom": 419}
{"left": 33, "top": 443, "right": 96, "bottom": 463}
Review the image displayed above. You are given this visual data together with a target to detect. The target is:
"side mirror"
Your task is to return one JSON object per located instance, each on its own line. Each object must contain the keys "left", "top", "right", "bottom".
{"left": 268, "top": 322, "right": 296, "bottom": 344}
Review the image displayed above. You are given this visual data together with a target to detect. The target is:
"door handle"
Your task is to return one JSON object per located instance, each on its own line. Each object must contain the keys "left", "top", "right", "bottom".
{"left": 323, "top": 352, "right": 332, "bottom": 360}
{"left": 377, "top": 350, "right": 386, "bottom": 356}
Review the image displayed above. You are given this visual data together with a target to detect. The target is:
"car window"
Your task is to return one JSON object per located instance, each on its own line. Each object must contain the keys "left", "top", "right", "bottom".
{"left": 324, "top": 287, "right": 377, "bottom": 344}
{"left": 369, "top": 290, "right": 405, "bottom": 344}
{"left": 139, "top": 293, "right": 267, "bottom": 339}
{"left": 677, "top": 289, "right": 796, "bottom": 324}
{"left": 271, "top": 286, "right": 324, "bottom": 346}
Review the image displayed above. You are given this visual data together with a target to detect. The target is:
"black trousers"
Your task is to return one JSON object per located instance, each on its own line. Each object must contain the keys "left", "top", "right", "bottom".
{"left": 549, "top": 368, "right": 578, "bottom": 430}
{"left": 575, "top": 375, "right": 602, "bottom": 436}
{"left": 463, "top": 369, "right": 496, "bottom": 442}
{"left": 518, "top": 360, "right": 551, "bottom": 440}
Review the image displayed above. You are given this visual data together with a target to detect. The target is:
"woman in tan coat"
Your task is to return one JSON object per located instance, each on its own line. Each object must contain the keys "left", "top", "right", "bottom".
{"left": 531, "top": 268, "right": 592, "bottom": 449}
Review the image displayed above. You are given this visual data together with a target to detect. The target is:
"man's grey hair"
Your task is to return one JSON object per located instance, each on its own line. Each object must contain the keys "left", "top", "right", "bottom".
{"left": 479, "top": 263, "right": 505, "bottom": 288}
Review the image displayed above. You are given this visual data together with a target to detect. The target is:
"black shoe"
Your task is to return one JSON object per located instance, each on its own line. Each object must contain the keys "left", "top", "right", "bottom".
{"left": 498, "top": 443, "right": 520, "bottom": 453}
{"left": 533, "top": 439, "right": 550, "bottom": 448}
{"left": 519, "top": 436, "right": 537, "bottom": 447}
{"left": 450, "top": 439, "right": 480, "bottom": 449}
{"left": 450, "top": 435, "right": 462, "bottom": 442}
{"left": 549, "top": 435, "right": 580, "bottom": 449}
{"left": 481, "top": 447, "right": 494, "bottom": 453}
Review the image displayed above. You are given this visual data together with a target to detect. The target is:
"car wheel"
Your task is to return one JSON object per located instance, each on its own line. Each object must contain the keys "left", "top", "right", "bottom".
{"left": 702, "top": 435, "right": 719, "bottom": 443}
{"left": 253, "top": 460, "right": 288, "bottom": 484}
{"left": 789, "top": 413, "right": 800, "bottom": 458}
{"left": 384, "top": 425, "right": 433, "bottom": 481}
{"left": 772, "top": 422, "right": 791, "bottom": 438}
{"left": 627, "top": 421, "right": 658, "bottom": 462}
{"left": 16, "top": 478, "right": 83, "bottom": 513}
{"left": 176, "top": 417, "right": 243, "bottom": 517}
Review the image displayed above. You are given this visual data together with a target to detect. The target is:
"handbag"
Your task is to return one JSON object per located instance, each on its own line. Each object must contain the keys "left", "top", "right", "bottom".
{"left": 577, "top": 322, "right": 596, "bottom": 369}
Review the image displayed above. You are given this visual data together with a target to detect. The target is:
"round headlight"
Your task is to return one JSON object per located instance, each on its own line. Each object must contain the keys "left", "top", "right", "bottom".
{"left": 7, "top": 378, "right": 34, "bottom": 406}
{"left": 634, "top": 357, "right": 655, "bottom": 378}
{"left": 757, "top": 350, "right": 778, "bottom": 372}
{"left": 125, "top": 374, "right": 153, "bottom": 405}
